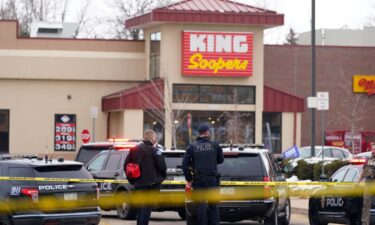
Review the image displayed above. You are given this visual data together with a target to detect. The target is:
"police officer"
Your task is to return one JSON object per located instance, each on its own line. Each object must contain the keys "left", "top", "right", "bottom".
{"left": 359, "top": 150, "right": 375, "bottom": 225}
{"left": 182, "top": 123, "right": 224, "bottom": 225}
{"left": 125, "top": 130, "right": 167, "bottom": 225}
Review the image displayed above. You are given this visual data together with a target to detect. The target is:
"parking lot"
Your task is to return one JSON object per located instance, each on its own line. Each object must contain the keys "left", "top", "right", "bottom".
{"left": 100, "top": 211, "right": 310, "bottom": 225}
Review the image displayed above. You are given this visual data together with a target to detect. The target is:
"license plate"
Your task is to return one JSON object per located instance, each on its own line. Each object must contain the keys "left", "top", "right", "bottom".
{"left": 220, "top": 187, "right": 235, "bottom": 195}
{"left": 64, "top": 193, "right": 78, "bottom": 201}
{"left": 173, "top": 176, "right": 185, "bottom": 181}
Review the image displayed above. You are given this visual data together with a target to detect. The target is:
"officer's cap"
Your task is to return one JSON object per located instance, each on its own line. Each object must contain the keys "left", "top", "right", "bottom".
{"left": 198, "top": 123, "right": 210, "bottom": 133}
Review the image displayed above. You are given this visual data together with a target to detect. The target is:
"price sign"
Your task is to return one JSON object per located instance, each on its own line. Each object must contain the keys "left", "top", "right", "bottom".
{"left": 54, "top": 114, "right": 76, "bottom": 151}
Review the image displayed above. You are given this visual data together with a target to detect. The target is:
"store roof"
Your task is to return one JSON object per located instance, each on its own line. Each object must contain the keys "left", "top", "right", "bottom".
{"left": 125, "top": 0, "right": 284, "bottom": 29}
{"left": 102, "top": 81, "right": 304, "bottom": 113}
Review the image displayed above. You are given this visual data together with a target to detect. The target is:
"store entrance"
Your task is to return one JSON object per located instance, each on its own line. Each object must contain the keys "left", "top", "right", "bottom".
{"left": 0, "top": 110, "right": 9, "bottom": 154}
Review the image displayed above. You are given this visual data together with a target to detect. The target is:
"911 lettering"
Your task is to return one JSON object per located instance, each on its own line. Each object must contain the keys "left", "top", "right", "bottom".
{"left": 326, "top": 197, "right": 344, "bottom": 207}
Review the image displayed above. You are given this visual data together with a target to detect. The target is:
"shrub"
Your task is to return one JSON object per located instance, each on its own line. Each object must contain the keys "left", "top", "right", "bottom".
{"left": 284, "top": 159, "right": 350, "bottom": 181}
{"left": 313, "top": 160, "right": 349, "bottom": 180}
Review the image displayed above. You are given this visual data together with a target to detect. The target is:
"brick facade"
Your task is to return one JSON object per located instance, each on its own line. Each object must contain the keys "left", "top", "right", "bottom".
{"left": 264, "top": 45, "right": 375, "bottom": 146}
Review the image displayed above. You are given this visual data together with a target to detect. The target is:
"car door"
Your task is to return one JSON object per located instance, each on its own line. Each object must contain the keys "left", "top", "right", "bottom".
{"left": 97, "top": 152, "right": 125, "bottom": 194}
{"left": 323, "top": 167, "right": 349, "bottom": 212}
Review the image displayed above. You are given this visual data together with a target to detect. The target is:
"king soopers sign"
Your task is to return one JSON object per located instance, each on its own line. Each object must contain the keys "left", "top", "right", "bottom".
{"left": 182, "top": 31, "right": 253, "bottom": 77}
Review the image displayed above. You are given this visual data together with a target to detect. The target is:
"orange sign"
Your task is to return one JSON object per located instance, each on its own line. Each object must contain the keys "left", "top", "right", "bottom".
{"left": 182, "top": 31, "right": 253, "bottom": 77}
{"left": 353, "top": 75, "right": 375, "bottom": 96}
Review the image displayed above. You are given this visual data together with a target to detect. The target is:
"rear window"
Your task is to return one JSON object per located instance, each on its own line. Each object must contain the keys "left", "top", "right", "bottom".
{"left": 76, "top": 147, "right": 109, "bottom": 165}
{"left": 164, "top": 153, "right": 184, "bottom": 169}
{"left": 9, "top": 167, "right": 35, "bottom": 185}
{"left": 219, "top": 154, "right": 264, "bottom": 177}
{"left": 34, "top": 164, "right": 92, "bottom": 179}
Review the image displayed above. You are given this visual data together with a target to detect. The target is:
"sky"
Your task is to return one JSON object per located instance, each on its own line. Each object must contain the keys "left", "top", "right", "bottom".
{"left": 66, "top": 0, "right": 375, "bottom": 44}
{"left": 240, "top": 0, "right": 375, "bottom": 44}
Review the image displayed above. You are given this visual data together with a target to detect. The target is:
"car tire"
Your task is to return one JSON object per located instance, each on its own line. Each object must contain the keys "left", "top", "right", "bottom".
{"left": 279, "top": 199, "right": 291, "bottom": 225}
{"left": 349, "top": 214, "right": 360, "bottom": 225}
{"left": 116, "top": 192, "right": 137, "bottom": 220}
{"left": 264, "top": 206, "right": 279, "bottom": 225}
{"left": 308, "top": 199, "right": 327, "bottom": 225}
{"left": 2, "top": 216, "right": 12, "bottom": 225}
{"left": 186, "top": 209, "right": 197, "bottom": 225}
{"left": 178, "top": 209, "right": 186, "bottom": 220}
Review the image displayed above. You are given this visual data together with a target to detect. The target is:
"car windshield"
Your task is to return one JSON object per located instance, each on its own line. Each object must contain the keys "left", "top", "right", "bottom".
{"left": 299, "top": 148, "right": 321, "bottom": 158}
{"left": 76, "top": 147, "right": 107, "bottom": 165}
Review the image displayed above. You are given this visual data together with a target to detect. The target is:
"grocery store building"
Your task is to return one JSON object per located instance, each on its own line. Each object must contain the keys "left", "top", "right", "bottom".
{"left": 0, "top": 0, "right": 304, "bottom": 158}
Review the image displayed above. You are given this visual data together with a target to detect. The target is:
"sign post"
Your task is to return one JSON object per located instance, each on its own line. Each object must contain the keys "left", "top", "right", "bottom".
{"left": 317, "top": 92, "right": 329, "bottom": 179}
{"left": 90, "top": 106, "right": 98, "bottom": 142}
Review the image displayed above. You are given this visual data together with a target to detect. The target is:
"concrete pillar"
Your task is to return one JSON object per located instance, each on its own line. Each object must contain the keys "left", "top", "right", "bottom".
{"left": 123, "top": 110, "right": 144, "bottom": 139}
{"left": 282, "top": 112, "right": 294, "bottom": 151}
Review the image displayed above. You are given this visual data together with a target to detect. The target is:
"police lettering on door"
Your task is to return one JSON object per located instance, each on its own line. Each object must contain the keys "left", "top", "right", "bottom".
{"left": 326, "top": 197, "right": 344, "bottom": 207}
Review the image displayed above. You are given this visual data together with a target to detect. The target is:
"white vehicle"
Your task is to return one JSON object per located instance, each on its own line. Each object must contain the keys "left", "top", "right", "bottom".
{"left": 288, "top": 146, "right": 353, "bottom": 169}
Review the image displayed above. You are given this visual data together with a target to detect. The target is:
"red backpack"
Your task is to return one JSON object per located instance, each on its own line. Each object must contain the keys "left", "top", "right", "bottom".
{"left": 125, "top": 162, "right": 141, "bottom": 179}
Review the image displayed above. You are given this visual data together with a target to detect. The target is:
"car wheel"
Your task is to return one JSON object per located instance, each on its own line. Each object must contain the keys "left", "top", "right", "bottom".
{"left": 186, "top": 209, "right": 197, "bottom": 225}
{"left": 348, "top": 214, "right": 360, "bottom": 225}
{"left": 264, "top": 206, "right": 278, "bottom": 225}
{"left": 116, "top": 192, "right": 137, "bottom": 220}
{"left": 178, "top": 209, "right": 186, "bottom": 220}
{"left": 280, "top": 199, "right": 291, "bottom": 225}
{"left": 308, "top": 199, "right": 327, "bottom": 225}
{"left": 1, "top": 215, "right": 12, "bottom": 225}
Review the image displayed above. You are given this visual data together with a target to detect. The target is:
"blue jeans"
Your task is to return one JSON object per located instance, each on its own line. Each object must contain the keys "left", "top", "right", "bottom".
{"left": 193, "top": 176, "right": 220, "bottom": 225}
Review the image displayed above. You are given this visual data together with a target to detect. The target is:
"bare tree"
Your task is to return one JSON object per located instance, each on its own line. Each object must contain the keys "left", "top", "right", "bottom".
{"left": 329, "top": 70, "right": 375, "bottom": 153}
{"left": 106, "top": 0, "right": 172, "bottom": 39}
{"left": 222, "top": 89, "right": 254, "bottom": 144}
{"left": 136, "top": 78, "right": 197, "bottom": 148}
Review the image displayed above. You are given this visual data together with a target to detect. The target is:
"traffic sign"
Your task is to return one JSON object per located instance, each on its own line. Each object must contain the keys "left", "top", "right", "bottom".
{"left": 317, "top": 92, "right": 329, "bottom": 110}
{"left": 307, "top": 97, "right": 318, "bottom": 109}
{"left": 81, "top": 129, "right": 91, "bottom": 143}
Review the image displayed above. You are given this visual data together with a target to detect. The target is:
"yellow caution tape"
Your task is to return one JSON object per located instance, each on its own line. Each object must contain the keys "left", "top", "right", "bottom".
{"left": 0, "top": 182, "right": 375, "bottom": 212}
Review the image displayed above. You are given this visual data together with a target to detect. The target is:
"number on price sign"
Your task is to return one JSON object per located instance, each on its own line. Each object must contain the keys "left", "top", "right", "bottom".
{"left": 54, "top": 114, "right": 76, "bottom": 151}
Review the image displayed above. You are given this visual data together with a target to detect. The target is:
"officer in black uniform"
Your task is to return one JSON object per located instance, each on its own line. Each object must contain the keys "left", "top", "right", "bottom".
{"left": 182, "top": 123, "right": 224, "bottom": 225}
{"left": 360, "top": 150, "right": 375, "bottom": 225}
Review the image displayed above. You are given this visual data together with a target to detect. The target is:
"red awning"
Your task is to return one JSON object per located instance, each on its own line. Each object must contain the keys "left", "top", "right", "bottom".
{"left": 102, "top": 81, "right": 304, "bottom": 113}
{"left": 264, "top": 85, "right": 304, "bottom": 112}
{"left": 102, "top": 79, "right": 164, "bottom": 111}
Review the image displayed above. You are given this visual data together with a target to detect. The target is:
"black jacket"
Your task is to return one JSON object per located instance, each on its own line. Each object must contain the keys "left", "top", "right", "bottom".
{"left": 125, "top": 141, "right": 167, "bottom": 188}
{"left": 182, "top": 136, "right": 224, "bottom": 182}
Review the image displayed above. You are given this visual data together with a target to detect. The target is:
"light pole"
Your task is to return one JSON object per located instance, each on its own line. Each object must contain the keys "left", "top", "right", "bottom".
{"left": 311, "top": 0, "right": 316, "bottom": 158}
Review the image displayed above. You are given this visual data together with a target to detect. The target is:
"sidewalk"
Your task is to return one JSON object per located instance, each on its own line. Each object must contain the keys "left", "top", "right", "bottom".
{"left": 291, "top": 197, "right": 308, "bottom": 215}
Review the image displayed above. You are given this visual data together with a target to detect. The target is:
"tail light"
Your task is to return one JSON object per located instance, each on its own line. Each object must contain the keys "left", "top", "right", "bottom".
{"left": 350, "top": 158, "right": 367, "bottom": 165}
{"left": 263, "top": 176, "right": 272, "bottom": 199}
{"left": 21, "top": 188, "right": 39, "bottom": 202}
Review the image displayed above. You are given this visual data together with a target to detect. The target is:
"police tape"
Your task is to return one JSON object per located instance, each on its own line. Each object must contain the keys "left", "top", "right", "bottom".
{"left": 0, "top": 184, "right": 375, "bottom": 213}
{"left": 0, "top": 176, "right": 355, "bottom": 186}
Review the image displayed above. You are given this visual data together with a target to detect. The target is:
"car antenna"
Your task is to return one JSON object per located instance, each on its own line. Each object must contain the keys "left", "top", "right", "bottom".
{"left": 44, "top": 145, "right": 48, "bottom": 164}
{"left": 49, "top": 151, "right": 55, "bottom": 162}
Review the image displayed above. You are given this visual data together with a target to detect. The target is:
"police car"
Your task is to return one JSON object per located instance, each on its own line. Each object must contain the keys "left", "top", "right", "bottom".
{"left": 308, "top": 158, "right": 371, "bottom": 225}
{"left": 0, "top": 155, "right": 101, "bottom": 225}
{"left": 84, "top": 147, "right": 187, "bottom": 220}
{"left": 185, "top": 145, "right": 291, "bottom": 225}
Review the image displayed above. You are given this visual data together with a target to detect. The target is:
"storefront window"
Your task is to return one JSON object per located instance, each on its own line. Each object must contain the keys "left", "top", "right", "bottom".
{"left": 143, "top": 110, "right": 165, "bottom": 146}
{"left": 174, "top": 110, "right": 255, "bottom": 149}
{"left": 0, "top": 110, "right": 9, "bottom": 154}
{"left": 173, "top": 84, "right": 255, "bottom": 104}
{"left": 150, "top": 32, "right": 161, "bottom": 79}
{"left": 262, "top": 113, "right": 282, "bottom": 153}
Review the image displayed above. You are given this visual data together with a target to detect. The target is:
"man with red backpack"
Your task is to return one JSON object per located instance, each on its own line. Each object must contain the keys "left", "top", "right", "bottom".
{"left": 125, "top": 130, "right": 166, "bottom": 225}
